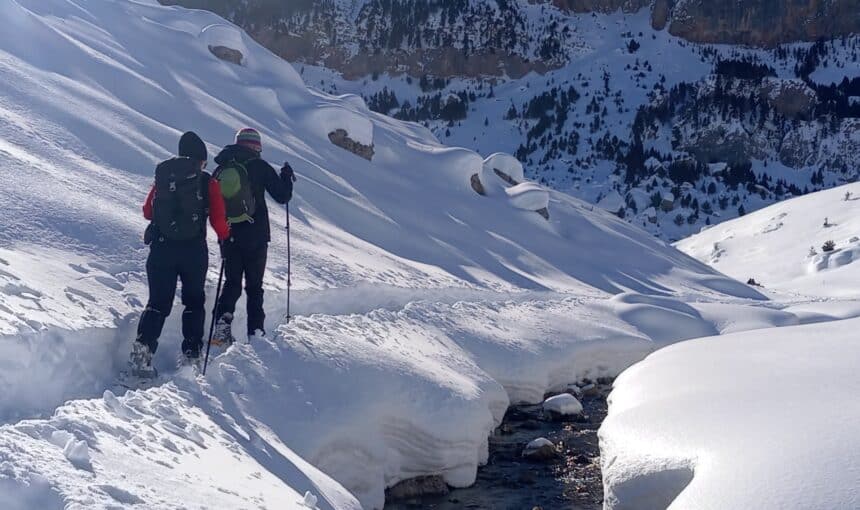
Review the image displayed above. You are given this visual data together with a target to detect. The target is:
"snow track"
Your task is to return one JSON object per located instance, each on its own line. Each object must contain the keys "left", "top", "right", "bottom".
{"left": 5, "top": 285, "right": 855, "bottom": 509}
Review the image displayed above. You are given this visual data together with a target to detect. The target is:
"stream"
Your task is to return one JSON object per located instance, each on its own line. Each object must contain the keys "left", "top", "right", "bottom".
{"left": 386, "top": 379, "right": 610, "bottom": 510}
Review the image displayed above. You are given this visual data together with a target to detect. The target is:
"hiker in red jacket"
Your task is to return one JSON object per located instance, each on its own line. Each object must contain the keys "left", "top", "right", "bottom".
{"left": 131, "top": 131, "right": 230, "bottom": 376}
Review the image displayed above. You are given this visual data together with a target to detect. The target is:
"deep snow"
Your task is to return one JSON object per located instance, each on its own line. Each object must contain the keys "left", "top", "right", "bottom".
{"left": 601, "top": 183, "right": 860, "bottom": 510}
{"left": 2, "top": 1, "right": 857, "bottom": 509}
{"left": 601, "top": 317, "right": 860, "bottom": 510}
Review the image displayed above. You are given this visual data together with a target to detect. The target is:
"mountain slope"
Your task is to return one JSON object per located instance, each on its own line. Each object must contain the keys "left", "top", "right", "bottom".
{"left": 0, "top": 1, "right": 771, "bottom": 509}
{"left": 677, "top": 182, "right": 860, "bottom": 298}
{"left": 162, "top": 1, "right": 860, "bottom": 241}
{"left": 601, "top": 183, "right": 860, "bottom": 509}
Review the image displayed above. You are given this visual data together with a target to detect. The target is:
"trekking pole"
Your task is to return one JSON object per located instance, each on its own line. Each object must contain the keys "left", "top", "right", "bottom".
{"left": 203, "top": 259, "right": 226, "bottom": 375}
{"left": 285, "top": 201, "right": 292, "bottom": 324}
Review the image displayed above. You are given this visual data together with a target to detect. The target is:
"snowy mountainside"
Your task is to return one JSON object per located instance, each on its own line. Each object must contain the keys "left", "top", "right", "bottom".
{"left": 0, "top": 1, "right": 768, "bottom": 509}
{"left": 601, "top": 183, "right": 860, "bottom": 509}
{"left": 301, "top": 14, "right": 860, "bottom": 242}
{"left": 676, "top": 182, "right": 860, "bottom": 298}
{"left": 163, "top": 0, "right": 860, "bottom": 241}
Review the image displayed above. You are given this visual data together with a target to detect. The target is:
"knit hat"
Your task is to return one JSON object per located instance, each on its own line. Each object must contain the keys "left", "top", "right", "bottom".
{"left": 178, "top": 131, "right": 207, "bottom": 162}
{"left": 235, "top": 128, "right": 262, "bottom": 153}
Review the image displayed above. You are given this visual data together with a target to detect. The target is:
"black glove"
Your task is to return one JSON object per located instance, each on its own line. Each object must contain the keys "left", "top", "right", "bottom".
{"left": 281, "top": 162, "right": 297, "bottom": 183}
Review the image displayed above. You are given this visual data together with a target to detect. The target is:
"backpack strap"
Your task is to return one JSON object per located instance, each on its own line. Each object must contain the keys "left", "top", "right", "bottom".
{"left": 200, "top": 171, "right": 211, "bottom": 216}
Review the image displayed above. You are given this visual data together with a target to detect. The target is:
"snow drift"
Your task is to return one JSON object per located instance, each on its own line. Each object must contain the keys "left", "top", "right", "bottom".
{"left": 601, "top": 317, "right": 860, "bottom": 510}
{"left": 602, "top": 183, "right": 860, "bottom": 510}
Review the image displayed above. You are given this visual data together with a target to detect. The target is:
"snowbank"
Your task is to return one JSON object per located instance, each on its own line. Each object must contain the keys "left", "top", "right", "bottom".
{"left": 604, "top": 293, "right": 718, "bottom": 344}
{"left": 506, "top": 182, "right": 550, "bottom": 212}
{"left": 0, "top": 374, "right": 361, "bottom": 510}
{"left": 483, "top": 152, "right": 525, "bottom": 183}
{"left": 601, "top": 317, "right": 860, "bottom": 509}
{"left": 304, "top": 104, "right": 375, "bottom": 147}
{"left": 199, "top": 23, "right": 249, "bottom": 65}
{"left": 808, "top": 243, "right": 860, "bottom": 273}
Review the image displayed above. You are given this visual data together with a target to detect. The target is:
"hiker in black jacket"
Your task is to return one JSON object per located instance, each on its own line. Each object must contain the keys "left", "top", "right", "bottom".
{"left": 212, "top": 128, "right": 294, "bottom": 344}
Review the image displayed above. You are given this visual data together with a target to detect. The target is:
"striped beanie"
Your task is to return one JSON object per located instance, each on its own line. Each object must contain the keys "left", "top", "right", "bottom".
{"left": 235, "top": 128, "right": 262, "bottom": 153}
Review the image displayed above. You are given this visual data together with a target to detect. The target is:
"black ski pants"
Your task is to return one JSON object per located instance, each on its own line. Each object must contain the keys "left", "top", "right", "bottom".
{"left": 217, "top": 238, "right": 268, "bottom": 335}
{"left": 136, "top": 238, "right": 208, "bottom": 355}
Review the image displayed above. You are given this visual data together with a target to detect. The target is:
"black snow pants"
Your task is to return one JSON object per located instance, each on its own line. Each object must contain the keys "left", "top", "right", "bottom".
{"left": 136, "top": 238, "right": 208, "bottom": 356}
{"left": 217, "top": 238, "right": 268, "bottom": 336}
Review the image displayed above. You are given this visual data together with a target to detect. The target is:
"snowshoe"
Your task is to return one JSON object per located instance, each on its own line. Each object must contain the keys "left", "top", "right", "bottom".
{"left": 129, "top": 341, "right": 157, "bottom": 379}
{"left": 211, "top": 313, "right": 235, "bottom": 347}
{"left": 115, "top": 342, "right": 160, "bottom": 390}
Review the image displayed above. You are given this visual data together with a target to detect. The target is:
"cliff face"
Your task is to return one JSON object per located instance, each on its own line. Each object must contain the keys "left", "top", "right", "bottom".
{"left": 162, "top": 0, "right": 570, "bottom": 79}
{"left": 162, "top": 0, "right": 859, "bottom": 79}
{"left": 543, "top": 0, "right": 650, "bottom": 13}
{"left": 542, "top": 0, "right": 860, "bottom": 46}
{"left": 666, "top": 0, "right": 860, "bottom": 47}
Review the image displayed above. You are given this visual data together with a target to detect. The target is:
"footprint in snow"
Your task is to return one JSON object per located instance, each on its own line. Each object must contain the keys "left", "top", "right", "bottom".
{"left": 125, "top": 294, "right": 143, "bottom": 308}
{"left": 1, "top": 282, "right": 42, "bottom": 299}
{"left": 0, "top": 267, "right": 19, "bottom": 281}
{"left": 98, "top": 485, "right": 144, "bottom": 505}
{"left": 95, "top": 276, "right": 125, "bottom": 291}
{"left": 65, "top": 287, "right": 97, "bottom": 303}
{"left": 69, "top": 263, "right": 90, "bottom": 274}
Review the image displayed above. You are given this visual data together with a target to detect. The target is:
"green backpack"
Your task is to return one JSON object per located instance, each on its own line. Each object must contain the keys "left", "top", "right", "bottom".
{"left": 215, "top": 159, "right": 256, "bottom": 225}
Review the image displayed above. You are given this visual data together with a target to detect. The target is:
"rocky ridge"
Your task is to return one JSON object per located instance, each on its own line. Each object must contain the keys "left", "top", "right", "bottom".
{"left": 163, "top": 1, "right": 860, "bottom": 79}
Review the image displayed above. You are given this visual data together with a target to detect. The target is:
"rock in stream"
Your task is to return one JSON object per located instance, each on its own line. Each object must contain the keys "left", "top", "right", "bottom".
{"left": 385, "top": 380, "right": 610, "bottom": 509}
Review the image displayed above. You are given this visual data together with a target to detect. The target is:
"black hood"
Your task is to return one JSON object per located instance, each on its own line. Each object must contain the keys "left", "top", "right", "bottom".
{"left": 214, "top": 144, "right": 259, "bottom": 166}
{"left": 178, "top": 131, "right": 207, "bottom": 162}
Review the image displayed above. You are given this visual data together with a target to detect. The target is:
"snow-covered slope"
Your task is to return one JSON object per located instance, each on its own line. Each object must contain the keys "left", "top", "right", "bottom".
{"left": 600, "top": 184, "right": 860, "bottom": 508}
{"left": 600, "top": 314, "right": 860, "bottom": 510}
{"left": 676, "top": 183, "right": 860, "bottom": 298}
{"left": 282, "top": 5, "right": 860, "bottom": 242}
{"left": 0, "top": 1, "right": 773, "bottom": 509}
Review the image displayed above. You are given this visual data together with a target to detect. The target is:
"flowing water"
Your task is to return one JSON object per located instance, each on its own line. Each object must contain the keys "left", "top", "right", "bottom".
{"left": 386, "top": 381, "right": 611, "bottom": 510}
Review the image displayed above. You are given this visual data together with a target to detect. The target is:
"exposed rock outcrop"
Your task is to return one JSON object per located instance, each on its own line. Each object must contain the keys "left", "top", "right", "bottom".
{"left": 208, "top": 45, "right": 243, "bottom": 66}
{"left": 761, "top": 79, "right": 817, "bottom": 119}
{"left": 666, "top": 0, "right": 860, "bottom": 47}
{"left": 329, "top": 129, "right": 375, "bottom": 161}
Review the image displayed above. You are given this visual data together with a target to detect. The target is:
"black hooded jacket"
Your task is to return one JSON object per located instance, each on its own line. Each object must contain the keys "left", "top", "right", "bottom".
{"left": 213, "top": 144, "right": 293, "bottom": 245}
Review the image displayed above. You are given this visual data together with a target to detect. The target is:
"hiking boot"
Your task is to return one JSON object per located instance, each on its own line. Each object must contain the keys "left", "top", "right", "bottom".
{"left": 130, "top": 341, "right": 157, "bottom": 378}
{"left": 212, "top": 313, "right": 234, "bottom": 347}
{"left": 181, "top": 339, "right": 202, "bottom": 370}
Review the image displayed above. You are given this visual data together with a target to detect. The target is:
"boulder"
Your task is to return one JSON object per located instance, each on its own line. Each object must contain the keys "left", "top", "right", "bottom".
{"left": 208, "top": 45, "right": 243, "bottom": 66}
{"left": 522, "top": 438, "right": 559, "bottom": 462}
{"left": 386, "top": 475, "right": 449, "bottom": 501}
{"left": 543, "top": 393, "right": 584, "bottom": 417}
{"left": 328, "top": 129, "right": 375, "bottom": 161}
